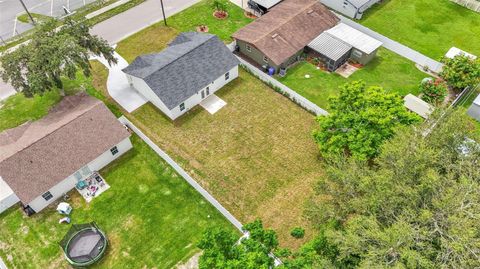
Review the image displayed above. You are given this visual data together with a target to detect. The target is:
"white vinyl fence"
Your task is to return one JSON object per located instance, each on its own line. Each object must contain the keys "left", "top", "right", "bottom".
{"left": 451, "top": 0, "right": 480, "bottom": 12}
{"left": 118, "top": 116, "right": 244, "bottom": 231}
{"left": 236, "top": 57, "right": 329, "bottom": 116}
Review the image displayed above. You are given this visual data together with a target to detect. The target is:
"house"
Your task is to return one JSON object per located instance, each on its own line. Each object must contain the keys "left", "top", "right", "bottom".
{"left": 320, "top": 0, "right": 381, "bottom": 19}
{"left": 467, "top": 94, "right": 480, "bottom": 121}
{"left": 0, "top": 93, "right": 132, "bottom": 215}
{"left": 403, "top": 94, "right": 434, "bottom": 119}
{"left": 307, "top": 23, "right": 382, "bottom": 71}
{"left": 247, "top": 0, "right": 283, "bottom": 16}
{"left": 232, "top": 0, "right": 339, "bottom": 73}
{"left": 123, "top": 32, "right": 240, "bottom": 120}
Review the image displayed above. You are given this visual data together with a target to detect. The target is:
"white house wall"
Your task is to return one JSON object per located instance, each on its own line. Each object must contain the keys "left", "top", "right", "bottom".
{"left": 27, "top": 137, "right": 133, "bottom": 213}
{"left": 320, "top": 0, "right": 379, "bottom": 19}
{"left": 0, "top": 176, "right": 20, "bottom": 214}
{"left": 129, "top": 65, "right": 239, "bottom": 120}
{"left": 169, "top": 66, "right": 239, "bottom": 120}
{"left": 127, "top": 75, "right": 174, "bottom": 119}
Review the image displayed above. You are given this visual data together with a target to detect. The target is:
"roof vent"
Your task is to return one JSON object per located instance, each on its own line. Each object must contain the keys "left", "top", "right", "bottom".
{"left": 307, "top": 9, "right": 314, "bottom": 14}
{"left": 271, "top": 33, "right": 278, "bottom": 39}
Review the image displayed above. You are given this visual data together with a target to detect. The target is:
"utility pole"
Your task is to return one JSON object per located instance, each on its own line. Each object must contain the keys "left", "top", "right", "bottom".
{"left": 159, "top": 0, "right": 167, "bottom": 26}
{"left": 18, "top": 0, "right": 35, "bottom": 25}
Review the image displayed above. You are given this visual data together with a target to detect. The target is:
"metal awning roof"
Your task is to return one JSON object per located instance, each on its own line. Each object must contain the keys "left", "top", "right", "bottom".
{"left": 252, "top": 0, "right": 283, "bottom": 9}
{"left": 326, "top": 23, "right": 382, "bottom": 54}
{"left": 308, "top": 32, "right": 352, "bottom": 61}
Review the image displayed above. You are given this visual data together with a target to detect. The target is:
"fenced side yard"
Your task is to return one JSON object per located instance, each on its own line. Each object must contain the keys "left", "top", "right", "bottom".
{"left": 125, "top": 69, "right": 323, "bottom": 249}
{"left": 361, "top": 0, "right": 480, "bottom": 60}
{"left": 0, "top": 135, "right": 235, "bottom": 269}
{"left": 278, "top": 48, "right": 427, "bottom": 108}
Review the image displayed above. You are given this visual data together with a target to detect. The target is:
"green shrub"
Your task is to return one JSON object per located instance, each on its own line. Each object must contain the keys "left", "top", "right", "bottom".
{"left": 290, "top": 227, "right": 305, "bottom": 239}
{"left": 420, "top": 78, "right": 447, "bottom": 105}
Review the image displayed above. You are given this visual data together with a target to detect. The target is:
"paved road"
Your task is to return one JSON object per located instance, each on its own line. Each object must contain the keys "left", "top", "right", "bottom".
{"left": 337, "top": 14, "right": 444, "bottom": 73}
{"left": 91, "top": 0, "right": 201, "bottom": 45}
{"left": 0, "top": 0, "right": 96, "bottom": 42}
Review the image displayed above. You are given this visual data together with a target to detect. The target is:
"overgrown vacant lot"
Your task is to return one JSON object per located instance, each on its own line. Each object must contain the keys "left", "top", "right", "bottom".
{"left": 361, "top": 0, "right": 480, "bottom": 59}
{"left": 126, "top": 69, "right": 322, "bottom": 248}
{"left": 0, "top": 136, "right": 233, "bottom": 268}
{"left": 278, "top": 48, "right": 426, "bottom": 108}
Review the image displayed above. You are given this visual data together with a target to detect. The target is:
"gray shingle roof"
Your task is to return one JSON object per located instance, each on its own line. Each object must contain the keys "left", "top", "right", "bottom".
{"left": 123, "top": 32, "right": 239, "bottom": 110}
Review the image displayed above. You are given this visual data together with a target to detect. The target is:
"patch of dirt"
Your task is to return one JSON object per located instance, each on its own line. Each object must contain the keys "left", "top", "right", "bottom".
{"left": 175, "top": 252, "right": 202, "bottom": 269}
{"left": 196, "top": 25, "right": 209, "bottom": 33}
{"left": 213, "top": 10, "right": 228, "bottom": 19}
{"left": 244, "top": 11, "right": 257, "bottom": 19}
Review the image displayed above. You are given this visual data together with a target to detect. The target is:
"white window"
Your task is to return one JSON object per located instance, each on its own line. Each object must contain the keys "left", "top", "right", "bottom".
{"left": 225, "top": 72, "right": 230, "bottom": 80}
{"left": 42, "top": 191, "right": 53, "bottom": 201}
{"left": 263, "top": 56, "right": 268, "bottom": 63}
{"left": 180, "top": 103, "right": 185, "bottom": 111}
{"left": 110, "top": 146, "right": 119, "bottom": 155}
{"left": 246, "top": 44, "right": 252, "bottom": 52}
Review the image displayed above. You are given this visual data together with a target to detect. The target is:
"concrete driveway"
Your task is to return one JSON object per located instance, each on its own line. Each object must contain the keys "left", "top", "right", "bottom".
{"left": 92, "top": 51, "right": 147, "bottom": 112}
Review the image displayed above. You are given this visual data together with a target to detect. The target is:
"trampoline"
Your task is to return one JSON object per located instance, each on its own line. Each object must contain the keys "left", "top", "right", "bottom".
{"left": 59, "top": 222, "right": 108, "bottom": 267}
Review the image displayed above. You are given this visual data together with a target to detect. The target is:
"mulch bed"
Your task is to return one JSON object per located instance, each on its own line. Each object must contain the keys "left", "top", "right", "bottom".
{"left": 196, "top": 25, "right": 209, "bottom": 33}
{"left": 213, "top": 10, "right": 228, "bottom": 19}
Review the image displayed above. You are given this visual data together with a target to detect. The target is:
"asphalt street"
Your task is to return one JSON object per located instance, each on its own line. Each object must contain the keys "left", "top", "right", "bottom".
{"left": 0, "top": 0, "right": 97, "bottom": 42}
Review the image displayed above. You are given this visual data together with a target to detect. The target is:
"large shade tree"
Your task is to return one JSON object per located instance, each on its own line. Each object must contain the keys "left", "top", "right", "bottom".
{"left": 313, "top": 81, "right": 420, "bottom": 161}
{"left": 306, "top": 109, "right": 480, "bottom": 268}
{"left": 0, "top": 18, "right": 116, "bottom": 97}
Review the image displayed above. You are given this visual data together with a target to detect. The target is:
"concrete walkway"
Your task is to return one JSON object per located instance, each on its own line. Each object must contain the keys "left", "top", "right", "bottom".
{"left": 92, "top": 52, "right": 147, "bottom": 112}
{"left": 0, "top": 256, "right": 7, "bottom": 269}
{"left": 91, "top": 0, "right": 201, "bottom": 45}
{"left": 337, "top": 14, "right": 444, "bottom": 73}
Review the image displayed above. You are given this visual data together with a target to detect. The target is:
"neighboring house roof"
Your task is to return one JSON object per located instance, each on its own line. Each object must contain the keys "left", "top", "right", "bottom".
{"left": 326, "top": 23, "right": 382, "bottom": 54}
{"left": 445, "top": 47, "right": 477, "bottom": 60}
{"left": 232, "top": 0, "right": 339, "bottom": 66}
{"left": 252, "top": 0, "right": 283, "bottom": 9}
{"left": 123, "top": 32, "right": 239, "bottom": 110}
{"left": 0, "top": 93, "right": 130, "bottom": 204}
{"left": 403, "top": 94, "right": 433, "bottom": 119}
{"left": 308, "top": 32, "right": 352, "bottom": 61}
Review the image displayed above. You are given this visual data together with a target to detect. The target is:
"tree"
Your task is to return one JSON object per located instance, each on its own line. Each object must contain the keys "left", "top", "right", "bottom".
{"left": 198, "top": 220, "right": 277, "bottom": 269}
{"left": 306, "top": 109, "right": 480, "bottom": 268}
{"left": 313, "top": 81, "right": 420, "bottom": 161}
{"left": 419, "top": 78, "right": 447, "bottom": 105}
{"left": 0, "top": 18, "right": 116, "bottom": 97}
{"left": 440, "top": 54, "right": 480, "bottom": 90}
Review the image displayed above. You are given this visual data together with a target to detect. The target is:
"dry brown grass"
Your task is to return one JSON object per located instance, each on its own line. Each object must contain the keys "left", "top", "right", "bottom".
{"left": 126, "top": 69, "right": 323, "bottom": 248}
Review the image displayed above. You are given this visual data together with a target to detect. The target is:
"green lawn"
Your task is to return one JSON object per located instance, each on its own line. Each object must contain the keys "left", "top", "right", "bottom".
{"left": 278, "top": 48, "right": 427, "bottom": 108}
{"left": 167, "top": 0, "right": 253, "bottom": 42}
{"left": 0, "top": 135, "right": 234, "bottom": 268}
{"left": 116, "top": 0, "right": 252, "bottom": 62}
{"left": 361, "top": 0, "right": 480, "bottom": 60}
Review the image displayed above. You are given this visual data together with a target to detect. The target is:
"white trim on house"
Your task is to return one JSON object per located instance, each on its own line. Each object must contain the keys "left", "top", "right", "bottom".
{"left": 127, "top": 65, "right": 239, "bottom": 120}
{"left": 0, "top": 176, "right": 20, "bottom": 214}
{"left": 26, "top": 137, "right": 133, "bottom": 213}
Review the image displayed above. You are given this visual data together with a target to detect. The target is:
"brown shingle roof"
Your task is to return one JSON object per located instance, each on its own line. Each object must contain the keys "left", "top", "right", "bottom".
{"left": 232, "top": 0, "right": 339, "bottom": 65}
{"left": 0, "top": 93, "right": 130, "bottom": 204}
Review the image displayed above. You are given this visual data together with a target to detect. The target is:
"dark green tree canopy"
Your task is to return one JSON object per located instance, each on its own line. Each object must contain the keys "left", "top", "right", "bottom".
{"left": 307, "top": 110, "right": 480, "bottom": 268}
{"left": 313, "top": 81, "right": 420, "bottom": 161}
{"left": 0, "top": 18, "right": 116, "bottom": 97}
